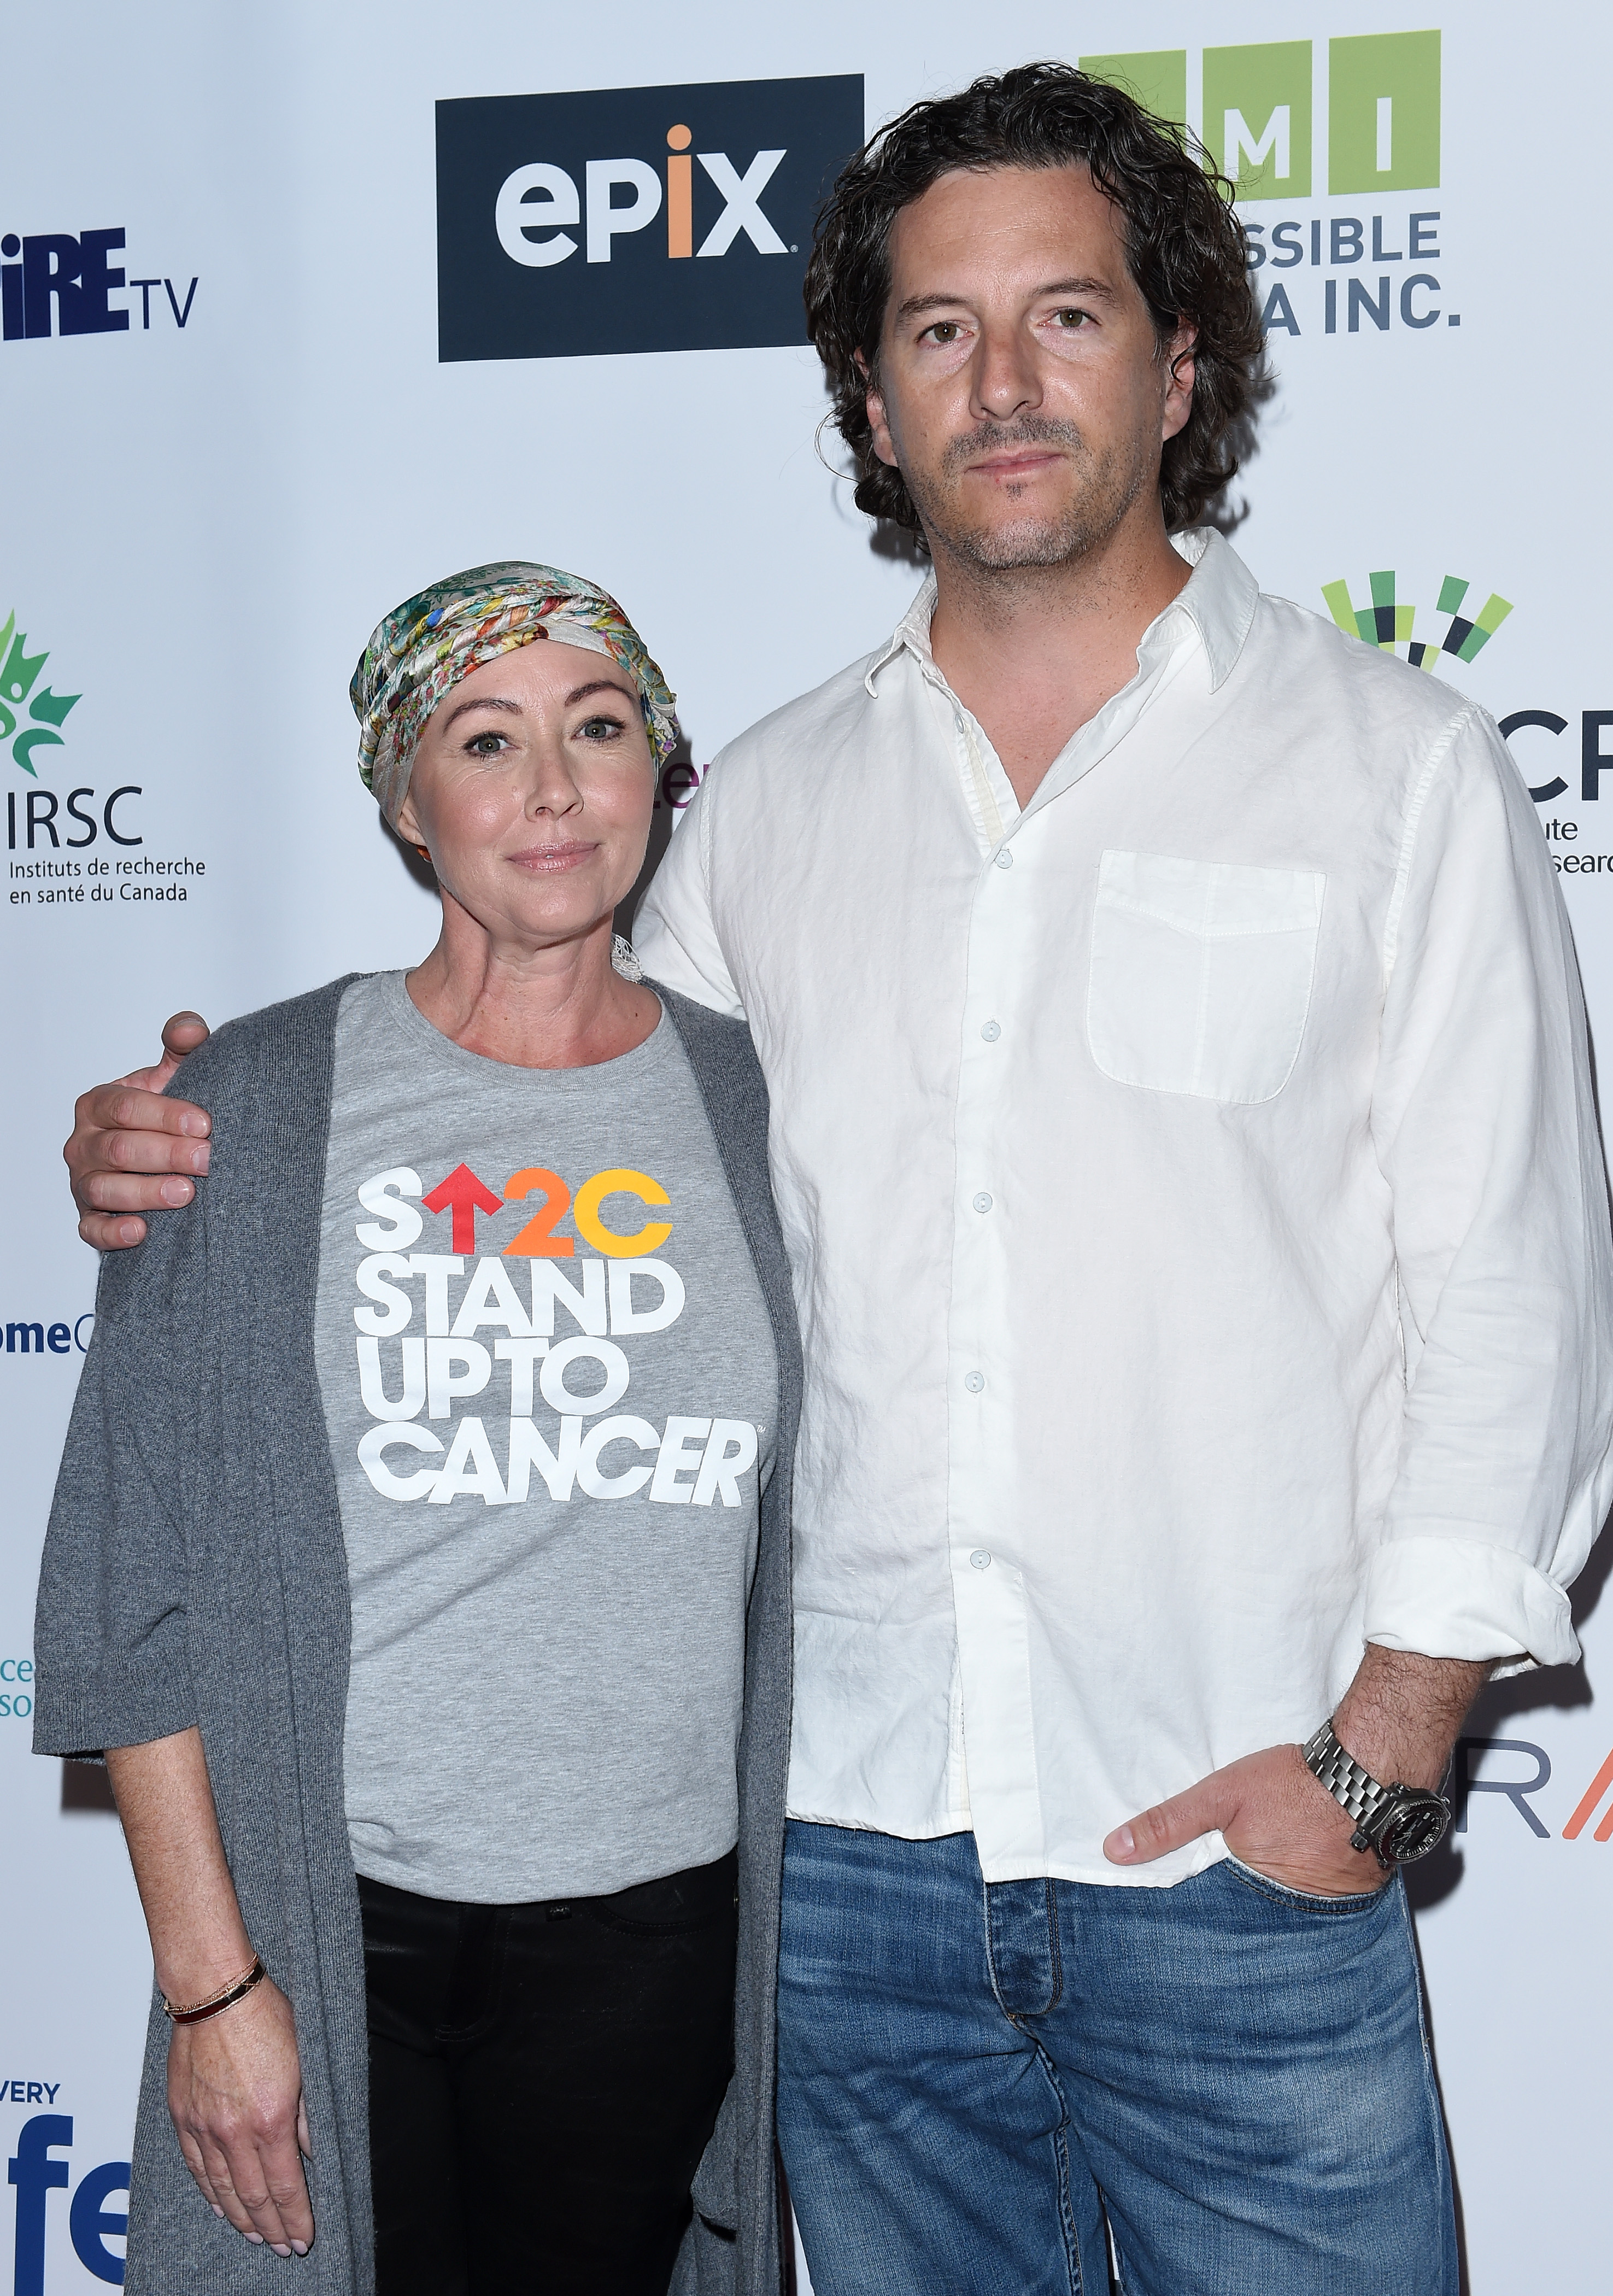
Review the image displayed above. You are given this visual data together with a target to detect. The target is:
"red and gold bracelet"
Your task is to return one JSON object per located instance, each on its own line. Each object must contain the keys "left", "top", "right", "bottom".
{"left": 161, "top": 1957, "right": 267, "bottom": 2025}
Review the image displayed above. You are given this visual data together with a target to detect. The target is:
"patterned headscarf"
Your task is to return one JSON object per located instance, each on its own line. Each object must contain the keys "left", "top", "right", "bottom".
{"left": 352, "top": 560, "right": 680, "bottom": 825}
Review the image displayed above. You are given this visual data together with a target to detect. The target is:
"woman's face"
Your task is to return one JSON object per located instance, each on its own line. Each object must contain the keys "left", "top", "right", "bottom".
{"left": 395, "top": 637, "right": 656, "bottom": 953}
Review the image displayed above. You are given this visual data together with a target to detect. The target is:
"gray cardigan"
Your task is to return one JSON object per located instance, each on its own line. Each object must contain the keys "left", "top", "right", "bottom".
{"left": 33, "top": 976, "right": 801, "bottom": 2296}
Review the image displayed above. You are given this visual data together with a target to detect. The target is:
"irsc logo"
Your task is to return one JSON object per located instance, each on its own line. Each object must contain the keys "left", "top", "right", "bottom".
{"left": 0, "top": 614, "right": 149, "bottom": 868}
{"left": 0, "top": 611, "right": 78, "bottom": 776}
{"left": 435, "top": 76, "right": 864, "bottom": 362}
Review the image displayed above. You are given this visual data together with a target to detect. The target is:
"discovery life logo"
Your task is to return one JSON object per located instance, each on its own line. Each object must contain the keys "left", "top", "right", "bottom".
{"left": 5, "top": 2106, "right": 128, "bottom": 2292}
{"left": 436, "top": 75, "right": 864, "bottom": 362}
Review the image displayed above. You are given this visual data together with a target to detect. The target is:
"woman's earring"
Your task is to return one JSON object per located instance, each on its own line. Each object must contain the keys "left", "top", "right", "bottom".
{"left": 415, "top": 845, "right": 430, "bottom": 861}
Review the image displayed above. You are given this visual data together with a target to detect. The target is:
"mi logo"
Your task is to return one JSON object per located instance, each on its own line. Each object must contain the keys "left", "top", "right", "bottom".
{"left": 1082, "top": 30, "right": 1440, "bottom": 202}
{"left": 437, "top": 76, "right": 863, "bottom": 362}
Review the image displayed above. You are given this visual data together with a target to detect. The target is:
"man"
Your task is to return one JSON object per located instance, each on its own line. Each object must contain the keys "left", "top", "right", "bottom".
{"left": 65, "top": 65, "right": 1613, "bottom": 2296}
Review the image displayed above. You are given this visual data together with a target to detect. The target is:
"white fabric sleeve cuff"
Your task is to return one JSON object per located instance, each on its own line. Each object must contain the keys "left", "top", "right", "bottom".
{"left": 1362, "top": 1535, "right": 1579, "bottom": 1671}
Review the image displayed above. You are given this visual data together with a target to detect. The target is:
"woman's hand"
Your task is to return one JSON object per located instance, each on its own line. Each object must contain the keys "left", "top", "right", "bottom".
{"left": 166, "top": 1975, "right": 314, "bottom": 2257}
{"left": 106, "top": 1730, "right": 313, "bottom": 2253}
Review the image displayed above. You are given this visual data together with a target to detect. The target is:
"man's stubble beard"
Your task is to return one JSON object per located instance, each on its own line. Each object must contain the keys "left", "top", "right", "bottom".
{"left": 901, "top": 415, "right": 1154, "bottom": 580}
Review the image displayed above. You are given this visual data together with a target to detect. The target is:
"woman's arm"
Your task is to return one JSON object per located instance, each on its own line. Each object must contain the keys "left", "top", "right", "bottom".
{"left": 106, "top": 1729, "right": 314, "bottom": 2258}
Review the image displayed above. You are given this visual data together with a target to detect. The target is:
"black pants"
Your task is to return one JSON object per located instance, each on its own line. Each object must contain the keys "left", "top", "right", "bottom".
{"left": 359, "top": 1850, "right": 738, "bottom": 2295}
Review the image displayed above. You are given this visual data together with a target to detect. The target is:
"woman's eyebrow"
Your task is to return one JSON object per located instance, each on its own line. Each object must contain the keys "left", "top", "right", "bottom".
{"left": 440, "top": 693, "right": 523, "bottom": 730}
{"left": 439, "top": 677, "right": 635, "bottom": 732}
{"left": 564, "top": 678, "right": 636, "bottom": 707}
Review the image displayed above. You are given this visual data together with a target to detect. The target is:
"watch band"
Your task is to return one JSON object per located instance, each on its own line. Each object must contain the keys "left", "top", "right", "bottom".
{"left": 1302, "top": 1718, "right": 1389, "bottom": 1829}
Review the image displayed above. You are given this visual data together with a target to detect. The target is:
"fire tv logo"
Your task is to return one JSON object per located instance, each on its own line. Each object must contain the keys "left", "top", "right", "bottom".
{"left": 436, "top": 76, "right": 864, "bottom": 364}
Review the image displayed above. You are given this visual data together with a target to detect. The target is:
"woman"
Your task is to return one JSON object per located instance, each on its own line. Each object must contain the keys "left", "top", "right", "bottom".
{"left": 33, "top": 564, "right": 801, "bottom": 2296}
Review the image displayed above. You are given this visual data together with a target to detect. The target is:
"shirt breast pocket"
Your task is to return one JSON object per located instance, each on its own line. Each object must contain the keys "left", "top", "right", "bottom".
{"left": 1086, "top": 850, "right": 1325, "bottom": 1105}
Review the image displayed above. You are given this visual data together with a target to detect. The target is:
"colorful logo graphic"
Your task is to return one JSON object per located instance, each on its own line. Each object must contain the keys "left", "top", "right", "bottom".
{"left": 1320, "top": 571, "right": 1512, "bottom": 671}
{"left": 1081, "top": 30, "right": 1439, "bottom": 200}
{"left": 350, "top": 1157, "right": 759, "bottom": 1509}
{"left": 436, "top": 75, "right": 864, "bottom": 362}
{"left": 0, "top": 612, "right": 78, "bottom": 776}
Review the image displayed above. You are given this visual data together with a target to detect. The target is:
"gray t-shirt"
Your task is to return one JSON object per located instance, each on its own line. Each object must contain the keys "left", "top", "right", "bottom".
{"left": 314, "top": 971, "right": 777, "bottom": 1903}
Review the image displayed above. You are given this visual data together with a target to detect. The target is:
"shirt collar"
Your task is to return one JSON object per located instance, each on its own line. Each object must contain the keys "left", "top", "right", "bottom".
{"left": 864, "top": 525, "right": 1260, "bottom": 699}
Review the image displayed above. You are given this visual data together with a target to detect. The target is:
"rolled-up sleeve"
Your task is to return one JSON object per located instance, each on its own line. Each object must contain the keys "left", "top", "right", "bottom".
{"left": 1366, "top": 706, "right": 1613, "bottom": 1668}
{"left": 33, "top": 1209, "right": 203, "bottom": 1755}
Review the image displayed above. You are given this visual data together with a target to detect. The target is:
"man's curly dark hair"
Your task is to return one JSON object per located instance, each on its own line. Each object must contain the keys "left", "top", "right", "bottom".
{"left": 803, "top": 62, "right": 1266, "bottom": 538}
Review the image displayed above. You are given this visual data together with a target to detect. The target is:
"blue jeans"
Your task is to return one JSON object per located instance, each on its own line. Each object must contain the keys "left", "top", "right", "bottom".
{"left": 776, "top": 1823, "right": 1456, "bottom": 2296}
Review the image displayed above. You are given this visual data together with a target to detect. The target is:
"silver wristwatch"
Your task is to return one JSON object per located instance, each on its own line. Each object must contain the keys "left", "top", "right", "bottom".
{"left": 1301, "top": 1719, "right": 1451, "bottom": 1870}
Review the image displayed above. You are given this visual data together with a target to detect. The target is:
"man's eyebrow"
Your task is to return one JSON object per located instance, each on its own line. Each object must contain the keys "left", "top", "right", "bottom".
{"left": 894, "top": 276, "right": 1120, "bottom": 323}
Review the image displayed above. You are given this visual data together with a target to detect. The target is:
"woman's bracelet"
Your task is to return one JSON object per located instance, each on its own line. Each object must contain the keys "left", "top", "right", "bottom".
{"left": 161, "top": 1957, "right": 267, "bottom": 2025}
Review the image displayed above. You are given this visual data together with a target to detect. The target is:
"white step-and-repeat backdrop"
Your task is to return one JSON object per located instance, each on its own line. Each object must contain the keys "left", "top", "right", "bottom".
{"left": 3, "top": 4, "right": 1607, "bottom": 2288}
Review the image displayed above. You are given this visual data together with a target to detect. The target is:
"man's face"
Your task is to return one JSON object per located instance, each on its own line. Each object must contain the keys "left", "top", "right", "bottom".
{"left": 865, "top": 164, "right": 1195, "bottom": 574}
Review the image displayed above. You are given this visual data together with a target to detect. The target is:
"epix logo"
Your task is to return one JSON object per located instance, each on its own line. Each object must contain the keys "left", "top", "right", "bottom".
{"left": 436, "top": 75, "right": 864, "bottom": 362}
{"left": 1081, "top": 30, "right": 1439, "bottom": 200}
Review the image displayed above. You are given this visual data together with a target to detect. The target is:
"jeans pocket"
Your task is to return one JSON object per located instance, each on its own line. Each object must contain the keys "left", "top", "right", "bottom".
{"left": 1220, "top": 1849, "right": 1394, "bottom": 1914}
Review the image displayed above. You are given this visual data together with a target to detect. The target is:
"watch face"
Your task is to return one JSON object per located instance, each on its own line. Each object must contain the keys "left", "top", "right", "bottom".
{"left": 1379, "top": 1793, "right": 1450, "bottom": 1864}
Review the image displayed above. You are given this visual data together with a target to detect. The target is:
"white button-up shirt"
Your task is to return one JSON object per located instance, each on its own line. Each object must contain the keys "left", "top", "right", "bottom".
{"left": 635, "top": 530, "right": 1613, "bottom": 1886}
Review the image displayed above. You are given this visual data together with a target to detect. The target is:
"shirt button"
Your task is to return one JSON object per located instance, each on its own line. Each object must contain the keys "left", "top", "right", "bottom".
{"left": 995, "top": 848, "right": 1014, "bottom": 869}
{"left": 965, "top": 1370, "right": 985, "bottom": 1393}
{"left": 970, "top": 1550, "right": 992, "bottom": 1571}
{"left": 981, "top": 1021, "right": 1001, "bottom": 1041}
{"left": 972, "top": 1192, "right": 993, "bottom": 1214}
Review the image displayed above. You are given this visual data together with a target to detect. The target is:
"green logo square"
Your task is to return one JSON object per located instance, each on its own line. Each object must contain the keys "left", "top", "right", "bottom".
{"left": 1329, "top": 31, "right": 1440, "bottom": 194}
{"left": 1203, "top": 42, "right": 1312, "bottom": 201}
{"left": 1078, "top": 50, "right": 1188, "bottom": 131}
